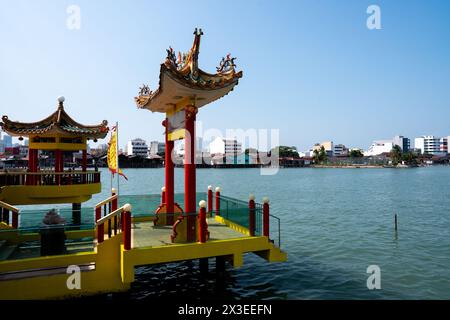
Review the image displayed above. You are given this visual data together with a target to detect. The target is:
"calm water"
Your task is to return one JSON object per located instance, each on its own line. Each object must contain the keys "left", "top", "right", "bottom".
{"left": 79, "top": 167, "right": 450, "bottom": 299}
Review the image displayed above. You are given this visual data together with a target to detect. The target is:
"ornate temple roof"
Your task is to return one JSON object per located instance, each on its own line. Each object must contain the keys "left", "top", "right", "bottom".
{"left": 0, "top": 97, "right": 109, "bottom": 139}
{"left": 135, "top": 28, "right": 243, "bottom": 113}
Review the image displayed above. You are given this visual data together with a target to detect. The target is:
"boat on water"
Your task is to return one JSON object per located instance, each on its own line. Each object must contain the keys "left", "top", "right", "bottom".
{"left": 0, "top": 29, "right": 286, "bottom": 300}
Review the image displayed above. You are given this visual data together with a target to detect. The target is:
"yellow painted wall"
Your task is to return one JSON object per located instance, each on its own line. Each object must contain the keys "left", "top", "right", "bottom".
{"left": 1, "top": 184, "right": 101, "bottom": 205}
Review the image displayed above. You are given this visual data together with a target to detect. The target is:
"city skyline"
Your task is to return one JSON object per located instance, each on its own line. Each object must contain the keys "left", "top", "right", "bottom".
{"left": 1, "top": 1, "right": 450, "bottom": 151}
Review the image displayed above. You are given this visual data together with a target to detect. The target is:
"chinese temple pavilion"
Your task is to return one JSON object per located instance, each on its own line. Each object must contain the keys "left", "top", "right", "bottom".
{"left": 135, "top": 28, "right": 243, "bottom": 242}
{"left": 0, "top": 29, "right": 286, "bottom": 300}
{"left": 0, "top": 96, "right": 109, "bottom": 206}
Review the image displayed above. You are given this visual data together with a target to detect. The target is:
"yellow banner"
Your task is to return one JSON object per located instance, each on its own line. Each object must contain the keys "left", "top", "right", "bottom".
{"left": 107, "top": 128, "right": 127, "bottom": 180}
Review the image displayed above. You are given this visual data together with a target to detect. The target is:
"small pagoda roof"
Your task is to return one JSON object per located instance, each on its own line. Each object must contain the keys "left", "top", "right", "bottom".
{"left": 135, "top": 28, "right": 243, "bottom": 113}
{"left": 0, "top": 97, "right": 109, "bottom": 139}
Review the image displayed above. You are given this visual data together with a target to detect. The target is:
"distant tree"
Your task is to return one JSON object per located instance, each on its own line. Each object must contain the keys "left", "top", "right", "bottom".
{"left": 271, "top": 146, "right": 299, "bottom": 158}
{"left": 349, "top": 149, "right": 364, "bottom": 158}
{"left": 390, "top": 145, "right": 402, "bottom": 165}
{"left": 313, "top": 146, "right": 327, "bottom": 164}
{"left": 401, "top": 151, "right": 418, "bottom": 165}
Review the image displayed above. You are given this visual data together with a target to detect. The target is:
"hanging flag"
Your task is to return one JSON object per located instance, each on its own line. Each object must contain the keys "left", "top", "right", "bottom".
{"left": 107, "top": 126, "right": 128, "bottom": 180}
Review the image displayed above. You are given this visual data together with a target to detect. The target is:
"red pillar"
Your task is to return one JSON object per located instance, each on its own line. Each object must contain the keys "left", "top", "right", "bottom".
{"left": 249, "top": 195, "right": 255, "bottom": 236}
{"left": 96, "top": 206, "right": 104, "bottom": 243}
{"left": 215, "top": 187, "right": 221, "bottom": 216}
{"left": 82, "top": 149, "right": 87, "bottom": 183}
{"left": 163, "top": 119, "right": 175, "bottom": 224}
{"left": 12, "top": 211, "right": 18, "bottom": 229}
{"left": 184, "top": 106, "right": 197, "bottom": 242}
{"left": 207, "top": 186, "right": 213, "bottom": 213}
{"left": 27, "top": 149, "right": 33, "bottom": 185}
{"left": 27, "top": 149, "right": 38, "bottom": 185}
{"left": 263, "top": 198, "right": 270, "bottom": 237}
{"left": 198, "top": 201, "right": 207, "bottom": 243}
{"left": 55, "top": 150, "right": 62, "bottom": 185}
{"left": 123, "top": 204, "right": 132, "bottom": 250}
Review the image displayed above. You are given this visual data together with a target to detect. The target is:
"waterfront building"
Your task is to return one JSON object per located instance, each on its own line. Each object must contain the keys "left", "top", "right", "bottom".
{"left": 209, "top": 137, "right": 242, "bottom": 156}
{"left": 439, "top": 137, "right": 448, "bottom": 154}
{"left": 1, "top": 133, "right": 12, "bottom": 148}
{"left": 333, "top": 144, "right": 348, "bottom": 157}
{"left": 0, "top": 140, "right": 4, "bottom": 153}
{"left": 392, "top": 135, "right": 410, "bottom": 152}
{"left": 312, "top": 141, "right": 334, "bottom": 157}
{"left": 18, "top": 145, "right": 28, "bottom": 158}
{"left": 364, "top": 140, "right": 393, "bottom": 156}
{"left": 126, "top": 138, "right": 148, "bottom": 157}
{"left": 149, "top": 141, "right": 165, "bottom": 155}
{"left": 414, "top": 135, "right": 444, "bottom": 155}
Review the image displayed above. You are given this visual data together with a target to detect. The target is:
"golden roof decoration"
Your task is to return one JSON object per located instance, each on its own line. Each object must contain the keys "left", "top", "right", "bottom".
{"left": 135, "top": 28, "right": 243, "bottom": 113}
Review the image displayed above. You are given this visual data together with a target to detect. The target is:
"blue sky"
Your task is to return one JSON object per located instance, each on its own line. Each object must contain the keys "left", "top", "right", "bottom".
{"left": 1, "top": 0, "right": 449, "bottom": 151}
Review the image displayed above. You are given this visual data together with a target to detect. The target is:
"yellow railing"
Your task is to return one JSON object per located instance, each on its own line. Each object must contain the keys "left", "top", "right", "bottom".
{"left": 95, "top": 202, "right": 132, "bottom": 250}
{"left": 0, "top": 200, "right": 20, "bottom": 228}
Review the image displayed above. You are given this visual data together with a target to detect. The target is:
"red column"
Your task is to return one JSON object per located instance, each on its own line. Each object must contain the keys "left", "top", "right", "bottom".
{"left": 207, "top": 186, "right": 213, "bottom": 213}
{"left": 12, "top": 211, "right": 18, "bottom": 229}
{"left": 198, "top": 201, "right": 207, "bottom": 243}
{"left": 163, "top": 119, "right": 175, "bottom": 224}
{"left": 82, "top": 149, "right": 87, "bottom": 183}
{"left": 96, "top": 207, "right": 104, "bottom": 243}
{"left": 215, "top": 187, "right": 221, "bottom": 216}
{"left": 184, "top": 106, "right": 197, "bottom": 242}
{"left": 27, "top": 149, "right": 39, "bottom": 185}
{"left": 263, "top": 198, "right": 270, "bottom": 237}
{"left": 27, "top": 149, "right": 33, "bottom": 185}
{"left": 249, "top": 195, "right": 255, "bottom": 236}
{"left": 55, "top": 150, "right": 62, "bottom": 185}
{"left": 123, "top": 204, "right": 132, "bottom": 250}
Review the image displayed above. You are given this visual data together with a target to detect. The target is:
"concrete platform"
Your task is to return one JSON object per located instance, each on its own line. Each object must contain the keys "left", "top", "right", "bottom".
{"left": 132, "top": 217, "right": 246, "bottom": 248}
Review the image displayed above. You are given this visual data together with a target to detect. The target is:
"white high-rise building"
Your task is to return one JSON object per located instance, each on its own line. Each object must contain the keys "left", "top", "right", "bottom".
{"left": 209, "top": 137, "right": 242, "bottom": 156}
{"left": 149, "top": 141, "right": 165, "bottom": 155}
{"left": 333, "top": 144, "right": 348, "bottom": 156}
{"left": 126, "top": 138, "right": 148, "bottom": 157}
{"left": 364, "top": 140, "right": 393, "bottom": 156}
{"left": 414, "top": 135, "right": 444, "bottom": 155}
{"left": 392, "top": 135, "right": 410, "bottom": 152}
{"left": 1, "top": 133, "right": 12, "bottom": 148}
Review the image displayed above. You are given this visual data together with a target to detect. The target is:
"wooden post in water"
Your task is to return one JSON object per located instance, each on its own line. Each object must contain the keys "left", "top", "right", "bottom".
{"left": 394, "top": 213, "right": 398, "bottom": 232}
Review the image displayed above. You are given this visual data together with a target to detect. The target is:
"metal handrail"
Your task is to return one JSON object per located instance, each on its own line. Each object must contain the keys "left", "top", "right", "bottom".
{"left": 217, "top": 194, "right": 282, "bottom": 248}
{"left": 269, "top": 214, "right": 281, "bottom": 248}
